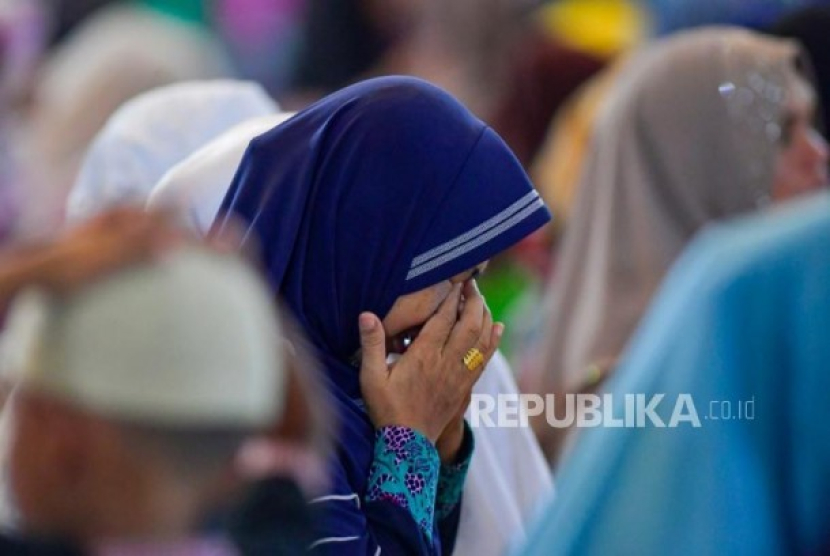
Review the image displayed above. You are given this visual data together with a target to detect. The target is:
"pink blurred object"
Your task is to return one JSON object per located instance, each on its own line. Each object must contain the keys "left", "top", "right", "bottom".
{"left": 0, "top": 0, "right": 47, "bottom": 102}
{"left": 215, "top": 0, "right": 303, "bottom": 48}
{"left": 0, "top": 0, "right": 47, "bottom": 243}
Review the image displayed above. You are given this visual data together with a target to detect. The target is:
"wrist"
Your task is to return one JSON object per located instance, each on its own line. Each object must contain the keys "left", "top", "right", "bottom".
{"left": 374, "top": 421, "right": 439, "bottom": 444}
{"left": 435, "top": 418, "right": 465, "bottom": 464}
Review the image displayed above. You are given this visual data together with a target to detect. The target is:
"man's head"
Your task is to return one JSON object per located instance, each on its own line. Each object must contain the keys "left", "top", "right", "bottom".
{"left": 3, "top": 248, "right": 287, "bottom": 542}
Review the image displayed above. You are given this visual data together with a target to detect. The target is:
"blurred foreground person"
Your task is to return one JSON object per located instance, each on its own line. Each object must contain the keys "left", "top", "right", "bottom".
{"left": 527, "top": 27, "right": 829, "bottom": 464}
{"left": 2, "top": 245, "right": 292, "bottom": 554}
{"left": 518, "top": 190, "right": 830, "bottom": 556}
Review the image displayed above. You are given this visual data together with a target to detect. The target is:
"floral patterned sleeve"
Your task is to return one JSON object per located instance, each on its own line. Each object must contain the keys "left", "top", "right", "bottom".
{"left": 365, "top": 426, "right": 440, "bottom": 541}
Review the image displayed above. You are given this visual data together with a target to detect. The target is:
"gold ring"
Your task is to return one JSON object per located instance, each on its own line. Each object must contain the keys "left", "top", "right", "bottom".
{"left": 463, "top": 348, "right": 485, "bottom": 371}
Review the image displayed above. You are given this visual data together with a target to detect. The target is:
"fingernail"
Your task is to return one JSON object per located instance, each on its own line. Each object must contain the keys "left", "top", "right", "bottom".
{"left": 494, "top": 323, "right": 505, "bottom": 339}
{"left": 359, "top": 313, "right": 376, "bottom": 332}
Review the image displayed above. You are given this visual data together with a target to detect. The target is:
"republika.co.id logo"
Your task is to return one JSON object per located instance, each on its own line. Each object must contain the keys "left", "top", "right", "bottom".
{"left": 469, "top": 394, "right": 755, "bottom": 429}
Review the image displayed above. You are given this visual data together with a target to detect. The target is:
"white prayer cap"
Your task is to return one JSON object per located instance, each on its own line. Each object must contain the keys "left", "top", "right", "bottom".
{"left": 67, "top": 79, "right": 279, "bottom": 225}
{"left": 3, "top": 248, "right": 285, "bottom": 429}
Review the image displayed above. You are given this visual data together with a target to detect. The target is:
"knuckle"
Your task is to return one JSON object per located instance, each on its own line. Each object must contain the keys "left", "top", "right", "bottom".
{"left": 466, "top": 322, "right": 483, "bottom": 341}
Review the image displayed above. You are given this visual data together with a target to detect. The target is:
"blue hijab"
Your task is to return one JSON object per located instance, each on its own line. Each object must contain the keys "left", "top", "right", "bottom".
{"left": 218, "top": 76, "right": 549, "bottom": 400}
{"left": 517, "top": 192, "right": 830, "bottom": 556}
{"left": 217, "top": 76, "right": 550, "bottom": 551}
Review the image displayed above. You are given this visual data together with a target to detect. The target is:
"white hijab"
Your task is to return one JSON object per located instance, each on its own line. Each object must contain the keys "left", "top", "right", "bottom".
{"left": 66, "top": 79, "right": 278, "bottom": 224}
{"left": 148, "top": 113, "right": 294, "bottom": 232}
{"left": 529, "top": 28, "right": 802, "bottom": 457}
{"left": 152, "top": 122, "right": 554, "bottom": 556}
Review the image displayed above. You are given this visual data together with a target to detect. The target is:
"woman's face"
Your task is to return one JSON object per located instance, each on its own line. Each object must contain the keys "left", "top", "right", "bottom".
{"left": 771, "top": 76, "right": 829, "bottom": 201}
{"left": 382, "top": 261, "right": 489, "bottom": 355}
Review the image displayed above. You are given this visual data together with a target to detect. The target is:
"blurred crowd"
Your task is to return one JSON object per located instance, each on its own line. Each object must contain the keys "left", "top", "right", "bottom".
{"left": 0, "top": 0, "right": 829, "bottom": 554}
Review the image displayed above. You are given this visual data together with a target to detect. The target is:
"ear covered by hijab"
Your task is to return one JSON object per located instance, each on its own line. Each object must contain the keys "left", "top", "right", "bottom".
{"left": 218, "top": 76, "right": 550, "bottom": 398}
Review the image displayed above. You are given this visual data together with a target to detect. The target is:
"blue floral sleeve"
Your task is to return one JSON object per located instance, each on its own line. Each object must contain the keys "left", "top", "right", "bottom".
{"left": 366, "top": 426, "right": 440, "bottom": 541}
{"left": 436, "top": 420, "right": 474, "bottom": 520}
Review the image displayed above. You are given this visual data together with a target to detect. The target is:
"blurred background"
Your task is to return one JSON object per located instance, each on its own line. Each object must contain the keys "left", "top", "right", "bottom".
{"left": 1, "top": 0, "right": 828, "bottom": 371}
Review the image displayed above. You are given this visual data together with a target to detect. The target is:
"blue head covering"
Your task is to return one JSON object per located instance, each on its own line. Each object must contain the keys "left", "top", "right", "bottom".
{"left": 517, "top": 191, "right": 830, "bottom": 556}
{"left": 217, "top": 78, "right": 549, "bottom": 550}
{"left": 218, "top": 76, "right": 550, "bottom": 400}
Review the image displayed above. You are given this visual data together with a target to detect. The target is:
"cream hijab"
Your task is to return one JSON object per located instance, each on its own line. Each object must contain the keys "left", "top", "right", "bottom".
{"left": 530, "top": 27, "right": 803, "bottom": 457}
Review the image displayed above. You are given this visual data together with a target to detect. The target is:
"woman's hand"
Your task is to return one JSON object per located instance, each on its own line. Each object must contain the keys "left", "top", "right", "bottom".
{"left": 358, "top": 280, "right": 502, "bottom": 443}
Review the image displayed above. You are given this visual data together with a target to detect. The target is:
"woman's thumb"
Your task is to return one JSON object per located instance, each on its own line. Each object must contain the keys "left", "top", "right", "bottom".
{"left": 358, "top": 312, "right": 387, "bottom": 378}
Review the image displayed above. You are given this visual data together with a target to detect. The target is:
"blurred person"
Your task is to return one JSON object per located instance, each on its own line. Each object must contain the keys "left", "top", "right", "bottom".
{"left": 771, "top": 6, "right": 830, "bottom": 139}
{"left": 66, "top": 79, "right": 277, "bottom": 224}
{"left": 525, "top": 27, "right": 829, "bottom": 464}
{"left": 517, "top": 190, "right": 830, "bottom": 556}
{"left": 150, "top": 91, "right": 553, "bottom": 555}
{"left": 0, "top": 208, "right": 185, "bottom": 532}
{"left": 216, "top": 76, "right": 553, "bottom": 555}
{"left": 1, "top": 246, "right": 291, "bottom": 554}
{"left": 17, "top": 1, "right": 230, "bottom": 235}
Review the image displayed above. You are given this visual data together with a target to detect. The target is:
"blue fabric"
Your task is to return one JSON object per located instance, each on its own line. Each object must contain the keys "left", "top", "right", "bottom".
{"left": 647, "top": 0, "right": 830, "bottom": 35}
{"left": 517, "top": 192, "right": 830, "bottom": 556}
{"left": 217, "top": 76, "right": 550, "bottom": 555}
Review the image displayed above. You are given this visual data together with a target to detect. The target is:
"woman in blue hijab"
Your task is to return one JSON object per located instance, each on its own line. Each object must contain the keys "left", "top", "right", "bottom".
{"left": 217, "top": 76, "right": 551, "bottom": 555}
{"left": 517, "top": 191, "right": 830, "bottom": 556}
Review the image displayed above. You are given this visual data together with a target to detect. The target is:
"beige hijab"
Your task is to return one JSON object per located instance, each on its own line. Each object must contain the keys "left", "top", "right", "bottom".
{"left": 530, "top": 27, "right": 803, "bottom": 458}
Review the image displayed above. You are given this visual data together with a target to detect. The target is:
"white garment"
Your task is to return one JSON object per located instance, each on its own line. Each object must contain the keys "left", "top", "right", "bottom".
{"left": 153, "top": 123, "right": 555, "bottom": 556}
{"left": 459, "top": 351, "right": 553, "bottom": 556}
{"left": 148, "top": 113, "right": 295, "bottom": 232}
{"left": 67, "top": 79, "right": 278, "bottom": 224}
